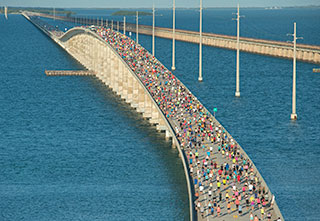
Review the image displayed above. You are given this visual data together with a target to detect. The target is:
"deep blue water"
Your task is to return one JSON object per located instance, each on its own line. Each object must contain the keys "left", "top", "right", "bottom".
{"left": 1, "top": 8, "right": 320, "bottom": 221}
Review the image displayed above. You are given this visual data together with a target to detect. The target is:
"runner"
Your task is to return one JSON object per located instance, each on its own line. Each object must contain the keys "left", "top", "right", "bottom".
{"left": 217, "top": 205, "right": 221, "bottom": 217}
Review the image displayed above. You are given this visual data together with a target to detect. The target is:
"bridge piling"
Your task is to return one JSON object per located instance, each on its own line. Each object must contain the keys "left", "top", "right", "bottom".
{"left": 86, "top": 35, "right": 91, "bottom": 68}
{"left": 93, "top": 36, "right": 97, "bottom": 71}
{"left": 165, "top": 130, "right": 173, "bottom": 139}
{"left": 98, "top": 43, "right": 103, "bottom": 74}
{"left": 110, "top": 52, "right": 116, "bottom": 90}
{"left": 132, "top": 79, "right": 139, "bottom": 109}
{"left": 143, "top": 94, "right": 153, "bottom": 119}
{"left": 106, "top": 47, "right": 112, "bottom": 86}
{"left": 122, "top": 67, "right": 128, "bottom": 100}
{"left": 101, "top": 46, "right": 108, "bottom": 84}
{"left": 97, "top": 43, "right": 103, "bottom": 80}
{"left": 93, "top": 38, "right": 98, "bottom": 71}
{"left": 150, "top": 104, "right": 160, "bottom": 125}
{"left": 137, "top": 86, "right": 145, "bottom": 113}
{"left": 114, "top": 53, "right": 120, "bottom": 92}
{"left": 118, "top": 60, "right": 124, "bottom": 97}
{"left": 85, "top": 35, "right": 90, "bottom": 68}
{"left": 127, "top": 72, "right": 134, "bottom": 104}
{"left": 156, "top": 118, "right": 167, "bottom": 132}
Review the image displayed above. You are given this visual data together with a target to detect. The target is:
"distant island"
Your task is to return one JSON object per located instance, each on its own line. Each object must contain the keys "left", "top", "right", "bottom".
{"left": 111, "top": 10, "right": 152, "bottom": 16}
{"left": 0, "top": 7, "right": 75, "bottom": 16}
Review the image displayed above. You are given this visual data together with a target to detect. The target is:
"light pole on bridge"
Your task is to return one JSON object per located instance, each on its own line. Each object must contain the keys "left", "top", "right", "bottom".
{"left": 288, "top": 22, "right": 303, "bottom": 120}
{"left": 4, "top": 6, "right": 8, "bottom": 20}
{"left": 136, "top": 11, "right": 139, "bottom": 44}
{"left": 152, "top": 4, "right": 156, "bottom": 57}
{"left": 172, "top": 0, "right": 176, "bottom": 71}
{"left": 233, "top": 4, "right": 244, "bottom": 97}
{"left": 123, "top": 16, "right": 126, "bottom": 35}
{"left": 198, "top": 0, "right": 203, "bottom": 82}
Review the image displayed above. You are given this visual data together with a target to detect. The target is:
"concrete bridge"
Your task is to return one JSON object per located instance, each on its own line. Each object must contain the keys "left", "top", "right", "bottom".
{"left": 124, "top": 24, "right": 320, "bottom": 64}
{"left": 23, "top": 12, "right": 284, "bottom": 221}
{"left": 33, "top": 12, "right": 320, "bottom": 64}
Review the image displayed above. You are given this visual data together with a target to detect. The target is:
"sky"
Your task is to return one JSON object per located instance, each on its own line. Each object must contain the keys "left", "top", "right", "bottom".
{"left": 2, "top": 0, "right": 320, "bottom": 8}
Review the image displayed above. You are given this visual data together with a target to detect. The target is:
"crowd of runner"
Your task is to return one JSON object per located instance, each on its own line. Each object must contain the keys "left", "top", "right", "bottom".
{"left": 92, "top": 26, "right": 281, "bottom": 220}
{"left": 33, "top": 17, "right": 282, "bottom": 220}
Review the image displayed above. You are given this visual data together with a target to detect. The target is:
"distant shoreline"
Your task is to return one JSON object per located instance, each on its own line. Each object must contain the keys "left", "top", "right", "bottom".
{"left": 0, "top": 7, "right": 75, "bottom": 15}
{"left": 57, "top": 5, "right": 320, "bottom": 10}
{"left": 111, "top": 10, "right": 152, "bottom": 16}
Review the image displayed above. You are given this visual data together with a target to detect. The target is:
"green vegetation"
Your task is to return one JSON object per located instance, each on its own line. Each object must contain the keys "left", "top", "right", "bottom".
{"left": 0, "top": 7, "right": 75, "bottom": 15}
{"left": 111, "top": 10, "right": 152, "bottom": 16}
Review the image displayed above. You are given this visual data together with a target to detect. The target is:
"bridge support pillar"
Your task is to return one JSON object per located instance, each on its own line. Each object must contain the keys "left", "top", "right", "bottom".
{"left": 165, "top": 130, "right": 173, "bottom": 139}
{"left": 82, "top": 36, "right": 88, "bottom": 68}
{"left": 150, "top": 104, "right": 160, "bottom": 125}
{"left": 137, "top": 85, "right": 145, "bottom": 113}
{"left": 77, "top": 36, "right": 82, "bottom": 65}
{"left": 110, "top": 52, "right": 116, "bottom": 91}
{"left": 315, "top": 52, "right": 320, "bottom": 63}
{"left": 132, "top": 78, "right": 139, "bottom": 109}
{"left": 113, "top": 55, "right": 119, "bottom": 93}
{"left": 121, "top": 67, "right": 128, "bottom": 101}
{"left": 98, "top": 43, "right": 104, "bottom": 78}
{"left": 143, "top": 94, "right": 152, "bottom": 119}
{"left": 95, "top": 42, "right": 100, "bottom": 77}
{"left": 96, "top": 42, "right": 102, "bottom": 78}
{"left": 284, "top": 48, "right": 291, "bottom": 59}
{"left": 297, "top": 50, "right": 303, "bottom": 61}
{"left": 106, "top": 47, "right": 111, "bottom": 86}
{"left": 156, "top": 119, "right": 167, "bottom": 132}
{"left": 172, "top": 138, "right": 177, "bottom": 148}
{"left": 93, "top": 39, "right": 98, "bottom": 73}
{"left": 89, "top": 35, "right": 94, "bottom": 70}
{"left": 101, "top": 46, "right": 108, "bottom": 84}
{"left": 127, "top": 72, "right": 134, "bottom": 104}
{"left": 117, "top": 60, "right": 123, "bottom": 97}
{"left": 307, "top": 51, "right": 314, "bottom": 62}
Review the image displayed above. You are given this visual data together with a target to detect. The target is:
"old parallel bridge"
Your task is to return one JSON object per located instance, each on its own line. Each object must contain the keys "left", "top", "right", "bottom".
{"left": 23, "top": 12, "right": 284, "bottom": 221}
